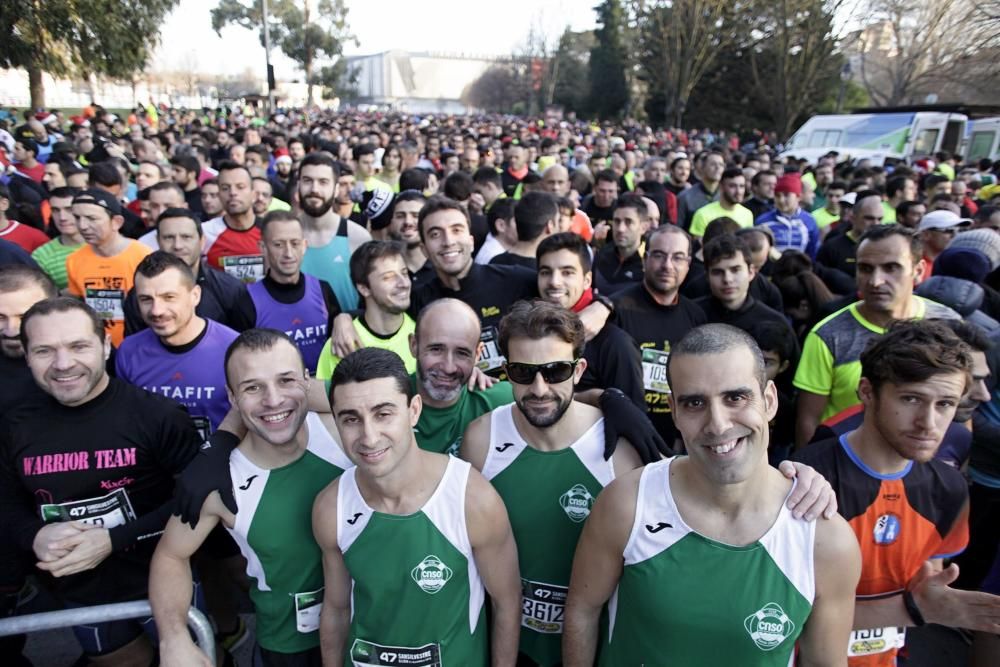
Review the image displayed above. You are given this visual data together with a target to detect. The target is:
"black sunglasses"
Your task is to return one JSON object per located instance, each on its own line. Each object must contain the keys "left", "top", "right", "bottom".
{"left": 505, "top": 360, "right": 580, "bottom": 385}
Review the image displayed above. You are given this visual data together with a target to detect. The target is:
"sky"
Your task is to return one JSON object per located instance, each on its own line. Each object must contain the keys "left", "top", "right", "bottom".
{"left": 152, "top": 0, "right": 599, "bottom": 78}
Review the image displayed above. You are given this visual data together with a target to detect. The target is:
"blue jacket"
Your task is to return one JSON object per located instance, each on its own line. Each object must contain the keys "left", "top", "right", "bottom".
{"left": 755, "top": 208, "right": 820, "bottom": 259}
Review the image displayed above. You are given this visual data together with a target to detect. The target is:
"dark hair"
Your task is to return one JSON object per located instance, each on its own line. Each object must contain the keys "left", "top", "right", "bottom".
{"left": 21, "top": 297, "right": 105, "bottom": 349}
{"left": 392, "top": 189, "right": 426, "bottom": 213}
{"left": 537, "top": 231, "right": 593, "bottom": 273}
{"left": 299, "top": 152, "right": 339, "bottom": 177}
{"left": 486, "top": 198, "right": 515, "bottom": 235}
{"left": 861, "top": 319, "right": 972, "bottom": 394}
{"left": 330, "top": 347, "right": 414, "bottom": 405}
{"left": 201, "top": 177, "right": 219, "bottom": 189}
{"left": 828, "top": 179, "right": 848, "bottom": 192}
{"left": 925, "top": 173, "right": 949, "bottom": 190}
{"left": 616, "top": 192, "right": 647, "bottom": 218}
{"left": 667, "top": 323, "right": 768, "bottom": 392}
{"left": 149, "top": 180, "right": 186, "bottom": 200}
{"left": 595, "top": 169, "right": 618, "bottom": 186}
{"left": 224, "top": 328, "right": 304, "bottom": 389}
{"left": 350, "top": 240, "right": 405, "bottom": 288}
{"left": 134, "top": 250, "right": 196, "bottom": 287}
{"left": 938, "top": 318, "right": 992, "bottom": 353}
{"left": 703, "top": 216, "right": 741, "bottom": 244}
{"left": 156, "top": 207, "right": 203, "bottom": 237}
{"left": 417, "top": 195, "right": 470, "bottom": 241}
{"left": 751, "top": 320, "right": 801, "bottom": 368}
{"left": 975, "top": 205, "right": 999, "bottom": 223}
{"left": 670, "top": 156, "right": 690, "bottom": 170}
{"left": 703, "top": 234, "right": 752, "bottom": 268}
{"left": 169, "top": 155, "right": 200, "bottom": 178}
{"left": 0, "top": 265, "right": 57, "bottom": 299}
{"left": 498, "top": 299, "right": 585, "bottom": 359}
{"left": 217, "top": 161, "right": 253, "bottom": 182}
{"left": 472, "top": 166, "right": 502, "bottom": 188}
{"left": 245, "top": 144, "right": 269, "bottom": 161}
{"left": 48, "top": 186, "right": 81, "bottom": 201}
{"left": 442, "top": 171, "right": 474, "bottom": 201}
{"left": 721, "top": 167, "right": 744, "bottom": 182}
{"left": 858, "top": 223, "right": 922, "bottom": 263}
{"left": 885, "top": 175, "right": 914, "bottom": 198}
{"left": 16, "top": 136, "right": 38, "bottom": 156}
{"left": 88, "top": 161, "right": 121, "bottom": 188}
{"left": 352, "top": 143, "right": 376, "bottom": 160}
{"left": 513, "top": 192, "right": 559, "bottom": 243}
{"left": 399, "top": 167, "right": 430, "bottom": 192}
{"left": 260, "top": 209, "right": 301, "bottom": 237}
{"left": 895, "top": 200, "right": 922, "bottom": 222}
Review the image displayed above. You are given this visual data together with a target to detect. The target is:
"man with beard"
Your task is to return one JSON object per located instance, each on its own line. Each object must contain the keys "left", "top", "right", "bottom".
{"left": 460, "top": 301, "right": 644, "bottom": 666}
{"left": 795, "top": 321, "right": 1000, "bottom": 666}
{"left": 202, "top": 162, "right": 265, "bottom": 283}
{"left": 296, "top": 153, "right": 372, "bottom": 311}
{"left": 368, "top": 189, "right": 432, "bottom": 282}
{"left": 593, "top": 193, "right": 650, "bottom": 289}
{"left": 152, "top": 329, "right": 352, "bottom": 666}
{"left": 689, "top": 168, "right": 754, "bottom": 238}
{"left": 200, "top": 179, "right": 223, "bottom": 221}
{"left": 315, "top": 241, "right": 415, "bottom": 384}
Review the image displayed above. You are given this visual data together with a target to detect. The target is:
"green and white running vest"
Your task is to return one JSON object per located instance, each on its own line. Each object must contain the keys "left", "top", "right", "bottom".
{"left": 482, "top": 404, "right": 613, "bottom": 666}
{"left": 337, "top": 456, "right": 489, "bottom": 667}
{"left": 600, "top": 458, "right": 816, "bottom": 667}
{"left": 227, "top": 412, "right": 353, "bottom": 654}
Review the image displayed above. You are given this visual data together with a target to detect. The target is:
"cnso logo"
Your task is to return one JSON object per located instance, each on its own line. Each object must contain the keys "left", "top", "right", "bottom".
{"left": 411, "top": 555, "right": 453, "bottom": 594}
{"left": 744, "top": 602, "right": 796, "bottom": 651}
{"left": 559, "top": 484, "right": 595, "bottom": 522}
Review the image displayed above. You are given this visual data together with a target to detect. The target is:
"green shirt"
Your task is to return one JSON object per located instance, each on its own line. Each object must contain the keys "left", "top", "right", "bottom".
{"left": 413, "top": 379, "right": 514, "bottom": 455}
{"left": 882, "top": 200, "right": 897, "bottom": 224}
{"left": 689, "top": 201, "right": 754, "bottom": 237}
{"left": 316, "top": 315, "right": 416, "bottom": 383}
{"left": 811, "top": 206, "right": 839, "bottom": 229}
{"left": 32, "top": 237, "right": 83, "bottom": 290}
{"left": 793, "top": 298, "right": 959, "bottom": 420}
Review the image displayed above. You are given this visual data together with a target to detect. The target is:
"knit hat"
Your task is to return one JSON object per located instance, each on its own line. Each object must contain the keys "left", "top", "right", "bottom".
{"left": 774, "top": 173, "right": 802, "bottom": 196}
{"left": 934, "top": 247, "right": 992, "bottom": 284}
{"left": 362, "top": 188, "right": 394, "bottom": 231}
{"left": 948, "top": 228, "right": 1000, "bottom": 271}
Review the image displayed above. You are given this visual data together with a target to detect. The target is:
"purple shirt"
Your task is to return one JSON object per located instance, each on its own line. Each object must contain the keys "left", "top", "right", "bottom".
{"left": 248, "top": 274, "right": 328, "bottom": 372}
{"left": 115, "top": 319, "right": 238, "bottom": 439}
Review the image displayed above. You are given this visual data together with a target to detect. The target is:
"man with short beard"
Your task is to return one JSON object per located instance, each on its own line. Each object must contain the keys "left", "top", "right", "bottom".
{"left": 296, "top": 153, "right": 372, "bottom": 311}
{"left": 202, "top": 162, "right": 264, "bottom": 283}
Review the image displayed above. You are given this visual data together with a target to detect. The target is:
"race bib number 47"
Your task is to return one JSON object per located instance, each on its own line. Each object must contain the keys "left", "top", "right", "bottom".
{"left": 350, "top": 639, "right": 441, "bottom": 666}
{"left": 40, "top": 488, "right": 137, "bottom": 529}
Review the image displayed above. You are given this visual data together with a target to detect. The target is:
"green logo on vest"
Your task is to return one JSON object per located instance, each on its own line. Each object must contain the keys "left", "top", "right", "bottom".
{"left": 744, "top": 602, "right": 796, "bottom": 651}
{"left": 411, "top": 555, "right": 453, "bottom": 594}
{"left": 559, "top": 484, "right": 594, "bottom": 523}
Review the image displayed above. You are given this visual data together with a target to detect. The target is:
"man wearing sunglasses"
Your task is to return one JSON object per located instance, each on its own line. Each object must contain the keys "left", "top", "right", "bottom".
{"left": 462, "top": 305, "right": 838, "bottom": 667}
{"left": 917, "top": 210, "right": 971, "bottom": 274}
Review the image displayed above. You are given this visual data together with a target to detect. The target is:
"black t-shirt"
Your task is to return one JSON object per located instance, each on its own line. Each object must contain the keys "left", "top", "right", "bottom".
{"left": 611, "top": 283, "right": 707, "bottom": 446}
{"left": 489, "top": 252, "right": 537, "bottom": 270}
{"left": 185, "top": 187, "right": 204, "bottom": 218}
{"left": 125, "top": 260, "right": 257, "bottom": 335}
{"left": 0, "top": 379, "right": 201, "bottom": 604}
{"left": 579, "top": 322, "right": 645, "bottom": 409}
{"left": 0, "top": 354, "right": 45, "bottom": 417}
{"left": 593, "top": 244, "right": 643, "bottom": 289}
{"left": 411, "top": 263, "right": 538, "bottom": 377}
{"left": 581, "top": 195, "right": 616, "bottom": 228}
{"left": 817, "top": 230, "right": 858, "bottom": 277}
{"left": 683, "top": 270, "right": 784, "bottom": 313}
{"left": 695, "top": 295, "right": 793, "bottom": 337}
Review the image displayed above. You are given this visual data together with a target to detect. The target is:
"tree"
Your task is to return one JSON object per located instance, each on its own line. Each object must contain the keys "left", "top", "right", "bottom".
{"left": 211, "top": 0, "right": 354, "bottom": 106}
{"left": 0, "top": 0, "right": 178, "bottom": 108}
{"left": 550, "top": 28, "right": 595, "bottom": 116}
{"left": 632, "top": 0, "right": 734, "bottom": 128}
{"left": 588, "top": 0, "right": 630, "bottom": 120}
{"left": 853, "top": 0, "right": 1000, "bottom": 106}
{"left": 463, "top": 64, "right": 532, "bottom": 114}
{"left": 745, "top": 0, "right": 844, "bottom": 140}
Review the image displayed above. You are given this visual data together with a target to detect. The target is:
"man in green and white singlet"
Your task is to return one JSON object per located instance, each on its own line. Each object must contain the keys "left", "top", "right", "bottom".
{"left": 151, "top": 329, "right": 353, "bottom": 667}
{"left": 461, "top": 300, "right": 643, "bottom": 666}
{"left": 564, "top": 324, "right": 862, "bottom": 667}
{"left": 314, "top": 347, "right": 522, "bottom": 666}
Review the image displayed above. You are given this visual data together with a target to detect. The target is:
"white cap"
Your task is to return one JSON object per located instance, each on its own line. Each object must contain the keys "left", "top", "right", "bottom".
{"left": 918, "top": 209, "right": 972, "bottom": 232}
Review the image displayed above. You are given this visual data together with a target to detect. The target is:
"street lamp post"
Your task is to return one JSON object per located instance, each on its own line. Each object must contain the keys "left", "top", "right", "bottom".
{"left": 262, "top": 0, "right": 276, "bottom": 113}
{"left": 836, "top": 61, "right": 852, "bottom": 113}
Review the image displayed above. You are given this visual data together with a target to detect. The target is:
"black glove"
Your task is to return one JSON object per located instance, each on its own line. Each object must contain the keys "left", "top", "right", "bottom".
{"left": 174, "top": 430, "right": 239, "bottom": 527}
{"left": 600, "top": 388, "right": 670, "bottom": 464}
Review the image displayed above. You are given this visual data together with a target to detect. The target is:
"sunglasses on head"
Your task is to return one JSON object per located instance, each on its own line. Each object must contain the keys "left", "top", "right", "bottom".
{"left": 505, "top": 360, "right": 580, "bottom": 385}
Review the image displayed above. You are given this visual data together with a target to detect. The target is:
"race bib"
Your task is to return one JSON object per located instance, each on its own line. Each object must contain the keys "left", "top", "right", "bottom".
{"left": 84, "top": 288, "right": 125, "bottom": 322}
{"left": 521, "top": 579, "right": 567, "bottom": 634}
{"left": 847, "top": 626, "right": 906, "bottom": 657}
{"left": 641, "top": 348, "right": 670, "bottom": 394}
{"left": 222, "top": 255, "right": 265, "bottom": 283}
{"left": 293, "top": 588, "right": 323, "bottom": 633}
{"left": 476, "top": 326, "right": 505, "bottom": 373}
{"left": 350, "top": 639, "right": 441, "bottom": 666}
{"left": 40, "top": 488, "right": 136, "bottom": 529}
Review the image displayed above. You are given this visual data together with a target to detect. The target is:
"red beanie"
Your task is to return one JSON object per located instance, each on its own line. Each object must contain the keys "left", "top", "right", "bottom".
{"left": 775, "top": 173, "right": 802, "bottom": 196}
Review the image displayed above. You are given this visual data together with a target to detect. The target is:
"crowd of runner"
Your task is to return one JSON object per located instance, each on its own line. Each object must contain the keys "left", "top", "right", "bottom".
{"left": 0, "top": 102, "right": 999, "bottom": 666}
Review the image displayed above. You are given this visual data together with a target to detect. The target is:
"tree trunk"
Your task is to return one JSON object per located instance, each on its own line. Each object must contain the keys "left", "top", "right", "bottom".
{"left": 28, "top": 64, "right": 45, "bottom": 109}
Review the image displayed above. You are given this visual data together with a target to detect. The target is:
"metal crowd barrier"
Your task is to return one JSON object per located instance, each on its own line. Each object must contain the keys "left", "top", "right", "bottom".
{"left": 0, "top": 599, "right": 216, "bottom": 666}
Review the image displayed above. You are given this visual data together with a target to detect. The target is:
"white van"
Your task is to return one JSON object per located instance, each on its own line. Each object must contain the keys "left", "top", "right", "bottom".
{"left": 963, "top": 117, "right": 1000, "bottom": 164}
{"left": 782, "top": 111, "right": 967, "bottom": 165}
